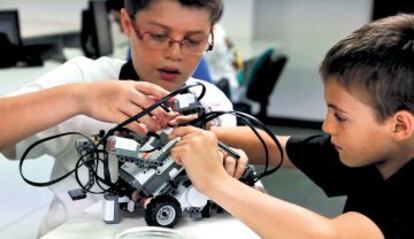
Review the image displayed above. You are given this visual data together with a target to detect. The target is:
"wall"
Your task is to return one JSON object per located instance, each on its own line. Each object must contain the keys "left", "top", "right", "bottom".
{"left": 221, "top": 0, "right": 255, "bottom": 44}
{"left": 0, "top": 0, "right": 89, "bottom": 37}
{"left": 227, "top": 0, "right": 373, "bottom": 121}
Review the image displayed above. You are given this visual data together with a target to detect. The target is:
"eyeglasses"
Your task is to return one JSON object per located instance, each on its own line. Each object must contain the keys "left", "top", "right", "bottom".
{"left": 130, "top": 19, "right": 214, "bottom": 55}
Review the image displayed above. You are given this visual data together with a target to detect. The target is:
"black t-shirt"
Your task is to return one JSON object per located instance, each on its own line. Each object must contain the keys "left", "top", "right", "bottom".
{"left": 286, "top": 134, "right": 414, "bottom": 239}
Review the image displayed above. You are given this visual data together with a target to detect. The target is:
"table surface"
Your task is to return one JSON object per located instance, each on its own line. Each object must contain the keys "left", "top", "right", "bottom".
{"left": 41, "top": 201, "right": 260, "bottom": 239}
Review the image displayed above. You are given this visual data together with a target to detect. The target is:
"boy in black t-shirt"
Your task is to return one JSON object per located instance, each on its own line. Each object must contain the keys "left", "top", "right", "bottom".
{"left": 170, "top": 14, "right": 414, "bottom": 238}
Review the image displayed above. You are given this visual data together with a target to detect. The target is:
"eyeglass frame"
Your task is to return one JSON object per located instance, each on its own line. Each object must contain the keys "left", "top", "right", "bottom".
{"left": 128, "top": 15, "right": 215, "bottom": 55}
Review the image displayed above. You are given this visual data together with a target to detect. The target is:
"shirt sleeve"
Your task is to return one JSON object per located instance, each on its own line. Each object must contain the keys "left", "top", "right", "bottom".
{"left": 1, "top": 57, "right": 118, "bottom": 160}
{"left": 1, "top": 59, "right": 86, "bottom": 160}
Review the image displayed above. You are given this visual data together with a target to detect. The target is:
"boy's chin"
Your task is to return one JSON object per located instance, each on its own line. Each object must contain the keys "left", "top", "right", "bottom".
{"left": 339, "top": 155, "right": 366, "bottom": 168}
{"left": 149, "top": 79, "right": 179, "bottom": 91}
{"left": 161, "top": 82, "right": 182, "bottom": 91}
{"left": 158, "top": 78, "right": 188, "bottom": 91}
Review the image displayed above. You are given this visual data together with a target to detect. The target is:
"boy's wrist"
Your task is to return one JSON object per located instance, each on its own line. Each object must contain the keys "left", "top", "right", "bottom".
{"left": 66, "top": 83, "right": 88, "bottom": 116}
{"left": 203, "top": 171, "right": 234, "bottom": 196}
{"left": 203, "top": 172, "right": 246, "bottom": 208}
{"left": 211, "top": 126, "right": 224, "bottom": 140}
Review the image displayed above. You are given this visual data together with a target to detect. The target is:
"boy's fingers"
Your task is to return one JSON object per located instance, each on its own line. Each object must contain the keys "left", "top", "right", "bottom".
{"left": 234, "top": 158, "right": 246, "bottom": 179}
{"left": 138, "top": 115, "right": 162, "bottom": 132}
{"left": 223, "top": 155, "right": 236, "bottom": 177}
{"left": 170, "top": 126, "right": 200, "bottom": 138}
{"left": 130, "top": 92, "right": 156, "bottom": 109}
{"left": 234, "top": 149, "right": 248, "bottom": 179}
{"left": 120, "top": 105, "right": 161, "bottom": 132}
{"left": 134, "top": 82, "right": 170, "bottom": 99}
{"left": 115, "top": 113, "right": 147, "bottom": 134}
{"left": 129, "top": 84, "right": 173, "bottom": 124}
{"left": 168, "top": 114, "right": 198, "bottom": 126}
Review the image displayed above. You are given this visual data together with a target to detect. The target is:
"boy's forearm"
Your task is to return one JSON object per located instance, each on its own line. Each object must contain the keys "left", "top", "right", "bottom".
{"left": 206, "top": 177, "right": 330, "bottom": 238}
{"left": 0, "top": 84, "right": 81, "bottom": 150}
{"left": 211, "top": 126, "right": 288, "bottom": 166}
{"left": 205, "top": 176, "right": 383, "bottom": 239}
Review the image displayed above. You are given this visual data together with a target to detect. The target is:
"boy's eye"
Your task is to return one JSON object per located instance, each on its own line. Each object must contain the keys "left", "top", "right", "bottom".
{"left": 183, "top": 38, "right": 202, "bottom": 47}
{"left": 148, "top": 33, "right": 169, "bottom": 42}
{"left": 334, "top": 112, "right": 347, "bottom": 122}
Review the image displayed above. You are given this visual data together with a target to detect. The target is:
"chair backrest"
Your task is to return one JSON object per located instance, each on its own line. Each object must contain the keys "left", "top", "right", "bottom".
{"left": 246, "top": 49, "right": 288, "bottom": 104}
{"left": 0, "top": 10, "right": 20, "bottom": 67}
{"left": 0, "top": 9, "right": 22, "bottom": 46}
{"left": 81, "top": 0, "right": 113, "bottom": 59}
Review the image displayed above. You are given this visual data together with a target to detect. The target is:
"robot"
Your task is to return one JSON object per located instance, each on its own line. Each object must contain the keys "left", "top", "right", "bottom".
{"left": 72, "top": 92, "right": 257, "bottom": 228}
{"left": 20, "top": 84, "right": 278, "bottom": 228}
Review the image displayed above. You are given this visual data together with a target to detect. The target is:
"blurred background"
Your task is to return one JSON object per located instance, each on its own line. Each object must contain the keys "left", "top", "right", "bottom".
{"left": 1, "top": 0, "right": 412, "bottom": 238}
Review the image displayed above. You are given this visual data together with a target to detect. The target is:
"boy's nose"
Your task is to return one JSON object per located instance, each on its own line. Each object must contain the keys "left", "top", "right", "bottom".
{"left": 322, "top": 120, "right": 329, "bottom": 133}
{"left": 322, "top": 118, "right": 335, "bottom": 135}
{"left": 164, "top": 42, "right": 183, "bottom": 61}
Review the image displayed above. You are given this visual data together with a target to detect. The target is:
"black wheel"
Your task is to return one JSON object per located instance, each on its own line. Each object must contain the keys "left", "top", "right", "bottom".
{"left": 145, "top": 195, "right": 181, "bottom": 228}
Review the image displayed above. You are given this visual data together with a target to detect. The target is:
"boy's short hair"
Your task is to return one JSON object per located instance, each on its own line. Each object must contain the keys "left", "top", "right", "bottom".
{"left": 107, "top": 0, "right": 124, "bottom": 11}
{"left": 124, "top": 0, "right": 223, "bottom": 25}
{"left": 320, "top": 14, "right": 414, "bottom": 122}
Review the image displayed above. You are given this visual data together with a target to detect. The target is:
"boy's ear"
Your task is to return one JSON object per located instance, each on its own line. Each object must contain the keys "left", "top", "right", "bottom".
{"left": 391, "top": 110, "right": 414, "bottom": 141}
{"left": 120, "top": 8, "right": 132, "bottom": 38}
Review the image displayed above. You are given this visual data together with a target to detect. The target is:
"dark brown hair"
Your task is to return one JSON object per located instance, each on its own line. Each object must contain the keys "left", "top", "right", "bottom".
{"left": 320, "top": 14, "right": 414, "bottom": 122}
{"left": 124, "top": 0, "right": 223, "bottom": 24}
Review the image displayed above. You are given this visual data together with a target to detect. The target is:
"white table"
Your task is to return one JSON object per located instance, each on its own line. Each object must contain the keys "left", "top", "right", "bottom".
{"left": 0, "top": 61, "right": 61, "bottom": 96}
{"left": 41, "top": 201, "right": 260, "bottom": 239}
{"left": 0, "top": 45, "right": 128, "bottom": 97}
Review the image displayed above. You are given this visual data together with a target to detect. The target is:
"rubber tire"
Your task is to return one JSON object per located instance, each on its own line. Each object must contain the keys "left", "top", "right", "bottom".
{"left": 144, "top": 195, "right": 181, "bottom": 228}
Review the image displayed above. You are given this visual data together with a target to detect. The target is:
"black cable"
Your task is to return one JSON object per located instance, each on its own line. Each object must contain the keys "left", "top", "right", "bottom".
{"left": 190, "top": 110, "right": 284, "bottom": 182}
{"left": 19, "top": 132, "right": 95, "bottom": 187}
{"left": 235, "top": 111, "right": 284, "bottom": 180}
{"left": 19, "top": 83, "right": 284, "bottom": 196}
{"left": 104, "top": 83, "right": 206, "bottom": 140}
{"left": 74, "top": 149, "right": 120, "bottom": 194}
{"left": 19, "top": 131, "right": 115, "bottom": 194}
{"left": 19, "top": 83, "right": 206, "bottom": 192}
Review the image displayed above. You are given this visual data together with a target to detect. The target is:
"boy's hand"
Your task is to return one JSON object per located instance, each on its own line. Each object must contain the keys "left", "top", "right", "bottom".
{"left": 75, "top": 80, "right": 174, "bottom": 134}
{"left": 168, "top": 114, "right": 216, "bottom": 130}
{"left": 168, "top": 114, "right": 198, "bottom": 126}
{"left": 221, "top": 148, "right": 248, "bottom": 179}
{"left": 170, "top": 126, "right": 246, "bottom": 193}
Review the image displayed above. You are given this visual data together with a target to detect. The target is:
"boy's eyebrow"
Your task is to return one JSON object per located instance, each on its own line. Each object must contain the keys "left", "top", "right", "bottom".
{"left": 327, "top": 103, "right": 347, "bottom": 113}
{"left": 145, "top": 21, "right": 208, "bottom": 35}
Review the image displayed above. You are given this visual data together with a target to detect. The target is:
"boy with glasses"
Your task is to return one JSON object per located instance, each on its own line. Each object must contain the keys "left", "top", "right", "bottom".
{"left": 2, "top": 0, "right": 236, "bottom": 236}
{"left": 120, "top": 0, "right": 218, "bottom": 91}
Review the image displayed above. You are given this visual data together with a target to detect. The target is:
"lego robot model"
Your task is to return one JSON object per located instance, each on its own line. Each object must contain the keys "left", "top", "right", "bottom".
{"left": 74, "top": 92, "right": 257, "bottom": 228}
{"left": 20, "top": 84, "right": 278, "bottom": 228}
{"left": 104, "top": 128, "right": 210, "bottom": 227}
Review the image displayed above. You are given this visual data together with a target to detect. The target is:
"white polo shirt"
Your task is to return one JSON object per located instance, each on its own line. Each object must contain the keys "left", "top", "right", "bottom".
{"left": 2, "top": 56, "right": 236, "bottom": 236}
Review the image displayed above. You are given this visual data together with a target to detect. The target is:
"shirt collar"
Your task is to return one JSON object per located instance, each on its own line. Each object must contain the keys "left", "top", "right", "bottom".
{"left": 385, "top": 158, "right": 414, "bottom": 184}
{"left": 119, "top": 60, "right": 140, "bottom": 81}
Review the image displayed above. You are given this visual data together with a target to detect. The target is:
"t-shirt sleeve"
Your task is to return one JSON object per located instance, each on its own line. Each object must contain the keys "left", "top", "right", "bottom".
{"left": 286, "top": 134, "right": 379, "bottom": 197}
{"left": 1, "top": 57, "right": 118, "bottom": 160}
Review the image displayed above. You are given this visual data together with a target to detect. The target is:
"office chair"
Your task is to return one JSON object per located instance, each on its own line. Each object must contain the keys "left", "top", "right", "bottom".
{"left": 0, "top": 33, "right": 18, "bottom": 67}
{"left": 0, "top": 9, "right": 47, "bottom": 67}
{"left": 81, "top": 0, "right": 113, "bottom": 59}
{"left": 234, "top": 48, "right": 288, "bottom": 120}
